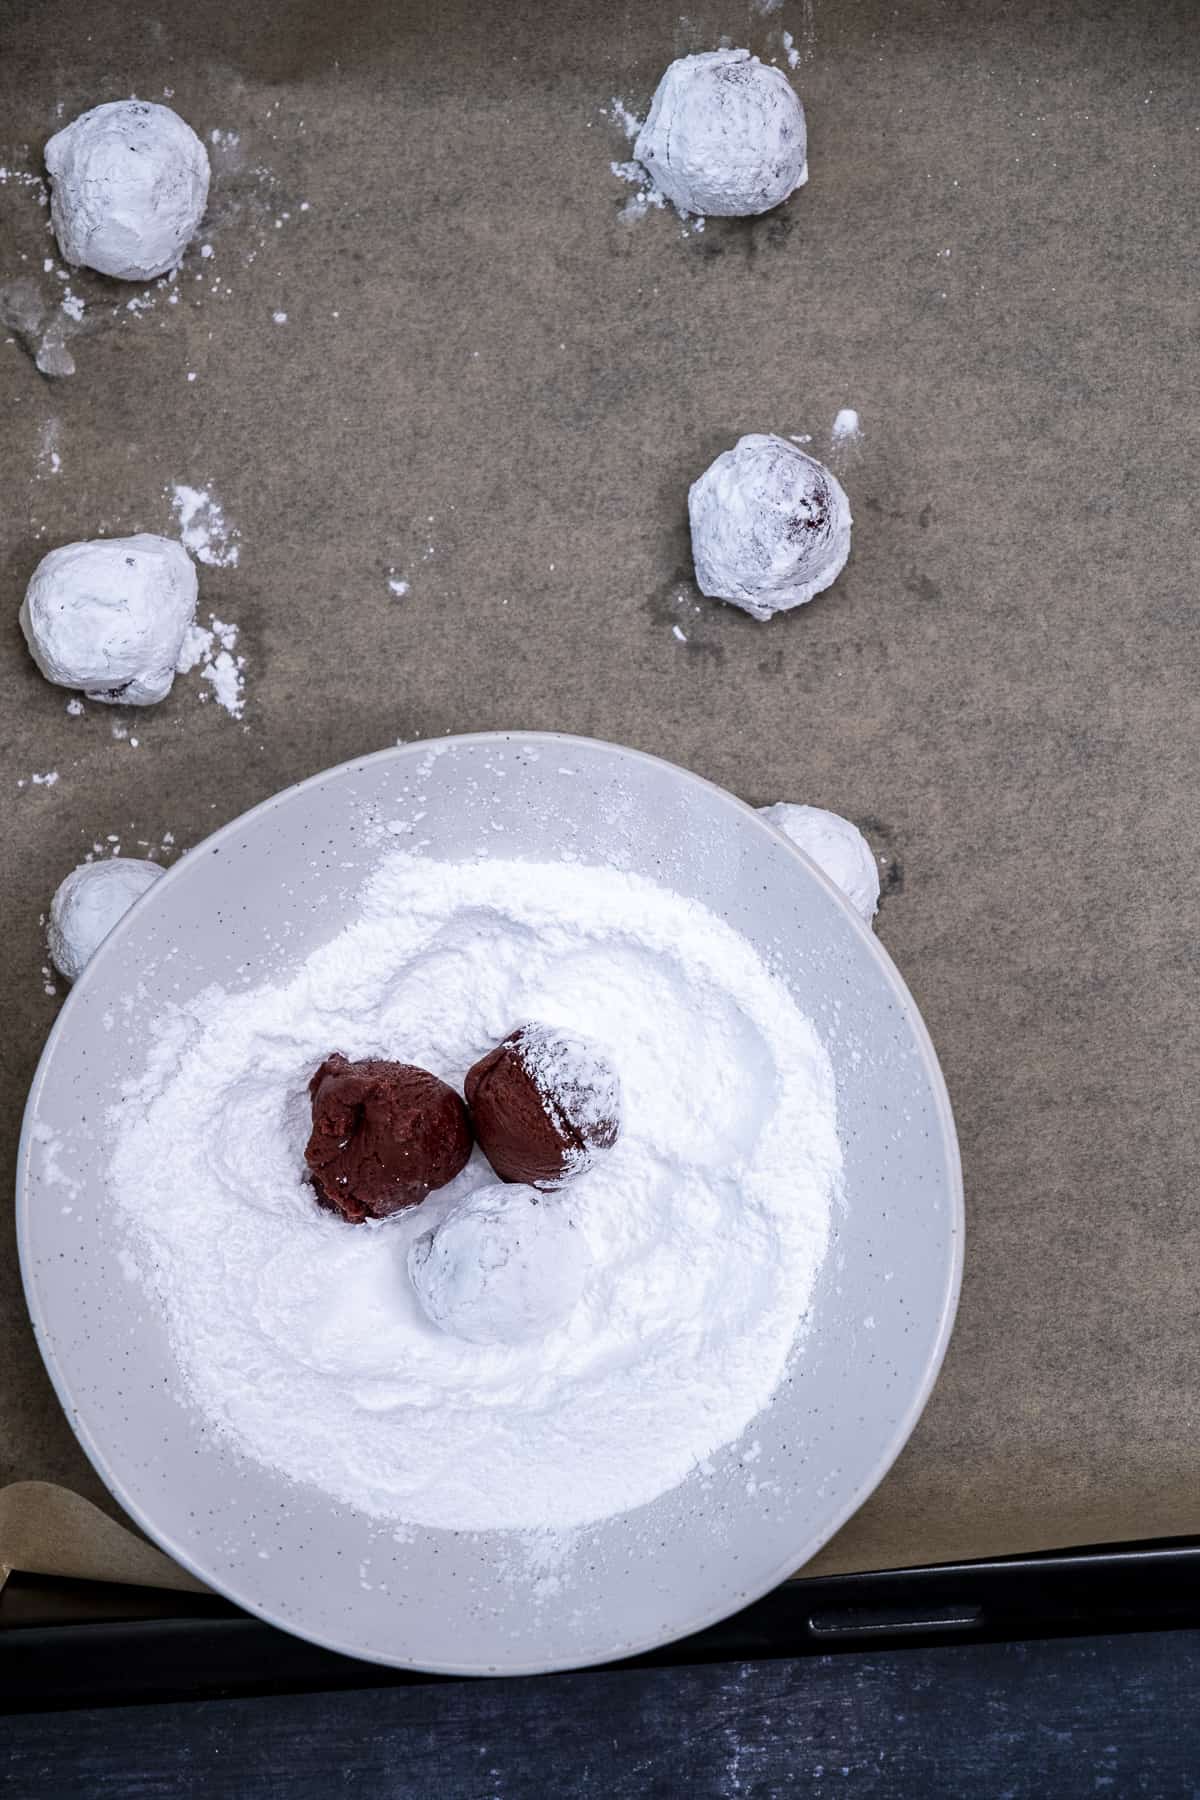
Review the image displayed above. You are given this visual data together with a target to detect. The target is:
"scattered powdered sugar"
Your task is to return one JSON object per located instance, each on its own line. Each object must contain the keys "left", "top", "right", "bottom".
{"left": 610, "top": 158, "right": 668, "bottom": 223}
{"left": 387, "top": 572, "right": 410, "bottom": 598}
{"left": 30, "top": 1121, "right": 81, "bottom": 1200}
{"left": 610, "top": 161, "right": 705, "bottom": 234}
{"left": 607, "top": 97, "right": 643, "bottom": 141}
{"left": 17, "top": 770, "right": 60, "bottom": 789}
{"left": 606, "top": 97, "right": 703, "bottom": 233}
{"left": 203, "top": 644, "right": 245, "bottom": 718}
{"left": 177, "top": 617, "right": 247, "bottom": 718}
{"left": 606, "top": 98, "right": 668, "bottom": 222}
{"left": 82, "top": 827, "right": 175, "bottom": 868}
{"left": 38, "top": 419, "right": 63, "bottom": 476}
{"left": 832, "top": 407, "right": 862, "bottom": 444}
{"left": 109, "top": 852, "right": 839, "bottom": 1535}
{"left": 0, "top": 165, "right": 48, "bottom": 195}
{"left": 169, "top": 482, "right": 240, "bottom": 567}
{"left": 782, "top": 30, "right": 801, "bottom": 69}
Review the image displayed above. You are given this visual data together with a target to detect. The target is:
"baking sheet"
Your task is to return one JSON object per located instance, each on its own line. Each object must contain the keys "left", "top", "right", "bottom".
{"left": 1, "top": 0, "right": 1197, "bottom": 1586}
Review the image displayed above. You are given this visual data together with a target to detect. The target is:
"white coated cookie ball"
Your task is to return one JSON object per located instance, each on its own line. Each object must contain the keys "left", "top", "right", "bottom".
{"left": 48, "top": 858, "right": 165, "bottom": 982}
{"left": 408, "top": 1183, "right": 592, "bottom": 1347}
{"left": 21, "top": 535, "right": 198, "bottom": 706}
{"left": 760, "top": 804, "right": 880, "bottom": 922}
{"left": 45, "top": 100, "right": 210, "bottom": 281}
{"left": 689, "top": 434, "right": 852, "bottom": 621}
{"left": 634, "top": 49, "right": 807, "bottom": 218}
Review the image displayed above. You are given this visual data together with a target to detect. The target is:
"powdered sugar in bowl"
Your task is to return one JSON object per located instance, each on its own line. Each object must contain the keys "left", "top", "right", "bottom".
{"left": 18, "top": 733, "right": 962, "bottom": 1675}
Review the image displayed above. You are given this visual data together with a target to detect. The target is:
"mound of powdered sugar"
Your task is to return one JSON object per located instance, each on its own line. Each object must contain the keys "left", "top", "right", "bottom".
{"left": 109, "top": 852, "right": 839, "bottom": 1534}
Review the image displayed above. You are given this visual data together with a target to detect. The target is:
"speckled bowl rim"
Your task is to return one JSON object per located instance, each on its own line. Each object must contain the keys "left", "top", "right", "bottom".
{"left": 17, "top": 730, "right": 964, "bottom": 1676}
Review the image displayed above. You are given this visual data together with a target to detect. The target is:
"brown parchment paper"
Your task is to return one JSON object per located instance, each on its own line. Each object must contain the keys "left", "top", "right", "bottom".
{"left": 0, "top": 1483, "right": 207, "bottom": 1593}
{"left": 1, "top": 0, "right": 1197, "bottom": 1594}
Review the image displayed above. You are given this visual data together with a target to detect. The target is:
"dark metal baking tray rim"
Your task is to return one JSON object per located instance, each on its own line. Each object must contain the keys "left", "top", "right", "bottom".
{"left": 3, "top": 1537, "right": 1198, "bottom": 1712}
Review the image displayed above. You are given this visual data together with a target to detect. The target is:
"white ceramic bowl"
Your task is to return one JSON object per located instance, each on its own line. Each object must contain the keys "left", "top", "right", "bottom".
{"left": 18, "top": 733, "right": 962, "bottom": 1675}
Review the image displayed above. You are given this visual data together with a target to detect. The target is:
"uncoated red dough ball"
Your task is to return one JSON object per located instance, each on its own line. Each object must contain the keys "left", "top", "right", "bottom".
{"left": 465, "top": 1024, "right": 620, "bottom": 1189}
{"left": 305, "top": 1054, "right": 473, "bottom": 1224}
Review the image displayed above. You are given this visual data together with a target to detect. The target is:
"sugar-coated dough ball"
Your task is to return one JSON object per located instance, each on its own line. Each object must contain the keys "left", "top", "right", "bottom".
{"left": 20, "top": 535, "right": 198, "bottom": 706}
{"left": 760, "top": 804, "right": 880, "bottom": 922}
{"left": 689, "top": 434, "right": 852, "bottom": 621}
{"left": 634, "top": 49, "right": 807, "bottom": 218}
{"left": 45, "top": 99, "right": 210, "bottom": 281}
{"left": 48, "top": 858, "right": 165, "bottom": 982}
{"left": 408, "top": 1183, "right": 592, "bottom": 1346}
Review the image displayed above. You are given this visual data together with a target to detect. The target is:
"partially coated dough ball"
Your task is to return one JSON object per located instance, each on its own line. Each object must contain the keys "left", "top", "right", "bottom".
{"left": 20, "top": 535, "right": 199, "bottom": 706}
{"left": 45, "top": 99, "right": 210, "bottom": 281}
{"left": 760, "top": 804, "right": 880, "bottom": 922}
{"left": 465, "top": 1024, "right": 621, "bottom": 1189}
{"left": 634, "top": 50, "right": 807, "bottom": 218}
{"left": 48, "top": 858, "right": 164, "bottom": 982}
{"left": 689, "top": 435, "right": 852, "bottom": 621}
{"left": 408, "top": 1183, "right": 592, "bottom": 1346}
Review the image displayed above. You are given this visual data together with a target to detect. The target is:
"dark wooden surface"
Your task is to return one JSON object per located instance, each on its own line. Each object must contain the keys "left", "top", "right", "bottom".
{"left": 2, "top": 1628, "right": 1196, "bottom": 1798}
